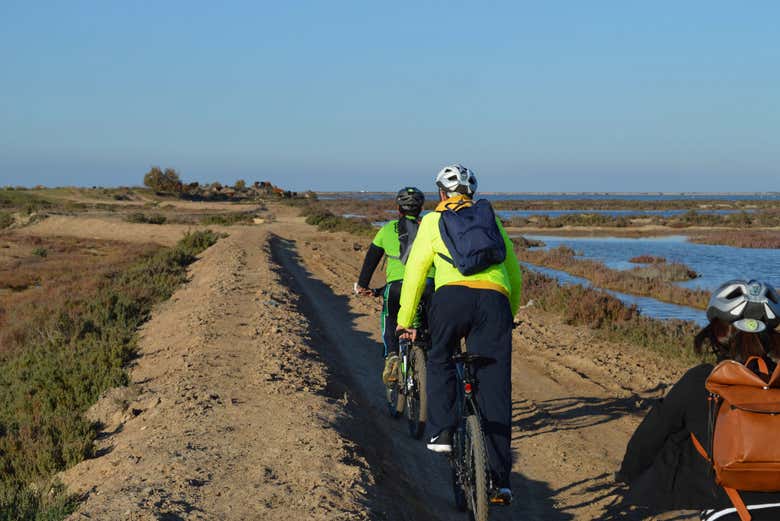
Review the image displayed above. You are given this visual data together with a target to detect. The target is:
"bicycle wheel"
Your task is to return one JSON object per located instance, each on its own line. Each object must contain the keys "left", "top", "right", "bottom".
{"left": 406, "top": 345, "right": 427, "bottom": 439}
{"left": 386, "top": 362, "right": 404, "bottom": 418}
{"left": 450, "top": 430, "right": 468, "bottom": 512}
{"left": 465, "top": 415, "right": 490, "bottom": 521}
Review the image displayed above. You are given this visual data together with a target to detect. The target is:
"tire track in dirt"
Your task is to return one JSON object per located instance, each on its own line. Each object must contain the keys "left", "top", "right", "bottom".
{"left": 269, "top": 235, "right": 462, "bottom": 521}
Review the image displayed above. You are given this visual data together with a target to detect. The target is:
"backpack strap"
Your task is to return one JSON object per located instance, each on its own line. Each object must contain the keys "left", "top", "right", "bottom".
{"left": 437, "top": 252, "right": 455, "bottom": 266}
{"left": 745, "top": 355, "right": 769, "bottom": 378}
{"left": 690, "top": 432, "right": 710, "bottom": 462}
{"left": 724, "top": 487, "right": 751, "bottom": 521}
{"left": 691, "top": 433, "right": 752, "bottom": 521}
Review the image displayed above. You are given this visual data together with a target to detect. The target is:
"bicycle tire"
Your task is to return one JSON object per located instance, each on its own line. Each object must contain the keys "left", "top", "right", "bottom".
{"left": 466, "top": 415, "right": 490, "bottom": 521}
{"left": 451, "top": 432, "right": 468, "bottom": 512}
{"left": 406, "top": 345, "right": 427, "bottom": 439}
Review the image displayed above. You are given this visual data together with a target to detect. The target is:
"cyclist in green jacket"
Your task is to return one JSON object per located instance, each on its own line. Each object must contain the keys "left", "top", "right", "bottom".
{"left": 355, "top": 187, "right": 432, "bottom": 386}
{"left": 396, "top": 165, "right": 521, "bottom": 504}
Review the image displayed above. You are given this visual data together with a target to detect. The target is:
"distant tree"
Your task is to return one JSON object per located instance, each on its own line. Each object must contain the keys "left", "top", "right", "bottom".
{"left": 143, "top": 166, "right": 182, "bottom": 193}
{"left": 163, "top": 168, "right": 183, "bottom": 193}
{"left": 234, "top": 179, "right": 246, "bottom": 191}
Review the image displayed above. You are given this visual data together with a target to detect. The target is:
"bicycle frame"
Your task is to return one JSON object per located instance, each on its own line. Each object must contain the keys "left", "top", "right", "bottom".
{"left": 452, "top": 357, "right": 496, "bottom": 512}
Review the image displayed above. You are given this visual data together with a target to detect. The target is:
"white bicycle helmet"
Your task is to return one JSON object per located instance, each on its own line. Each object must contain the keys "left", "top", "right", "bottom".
{"left": 706, "top": 279, "right": 780, "bottom": 333}
{"left": 435, "top": 164, "right": 478, "bottom": 197}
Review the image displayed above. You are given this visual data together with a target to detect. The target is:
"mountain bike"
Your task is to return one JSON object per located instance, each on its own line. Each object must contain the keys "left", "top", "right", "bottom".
{"left": 386, "top": 295, "right": 430, "bottom": 438}
{"left": 392, "top": 334, "right": 429, "bottom": 438}
{"left": 449, "top": 351, "right": 508, "bottom": 521}
{"left": 360, "top": 284, "right": 431, "bottom": 438}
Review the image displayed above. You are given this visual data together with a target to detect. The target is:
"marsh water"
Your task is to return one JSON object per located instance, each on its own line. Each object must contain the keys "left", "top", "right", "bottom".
{"left": 497, "top": 209, "right": 752, "bottom": 218}
{"left": 521, "top": 235, "right": 780, "bottom": 324}
{"left": 521, "top": 262, "right": 707, "bottom": 325}
{"left": 324, "top": 192, "right": 780, "bottom": 202}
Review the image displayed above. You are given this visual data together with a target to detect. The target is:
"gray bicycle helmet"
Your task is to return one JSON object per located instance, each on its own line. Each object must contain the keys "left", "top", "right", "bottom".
{"left": 706, "top": 279, "right": 780, "bottom": 333}
{"left": 435, "top": 164, "right": 477, "bottom": 197}
{"left": 396, "top": 187, "right": 425, "bottom": 215}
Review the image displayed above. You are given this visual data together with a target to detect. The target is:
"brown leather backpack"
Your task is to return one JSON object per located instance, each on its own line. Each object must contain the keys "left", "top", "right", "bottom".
{"left": 691, "top": 357, "right": 780, "bottom": 521}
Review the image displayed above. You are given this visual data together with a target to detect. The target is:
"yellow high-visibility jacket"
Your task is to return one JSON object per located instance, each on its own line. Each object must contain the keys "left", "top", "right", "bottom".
{"left": 397, "top": 195, "right": 522, "bottom": 328}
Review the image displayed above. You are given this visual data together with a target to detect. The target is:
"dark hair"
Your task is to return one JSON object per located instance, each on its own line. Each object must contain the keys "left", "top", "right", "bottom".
{"left": 694, "top": 318, "right": 780, "bottom": 363}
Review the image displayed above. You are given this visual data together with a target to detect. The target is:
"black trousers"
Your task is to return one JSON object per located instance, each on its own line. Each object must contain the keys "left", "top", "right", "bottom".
{"left": 381, "top": 280, "right": 403, "bottom": 356}
{"left": 428, "top": 285, "right": 513, "bottom": 487}
{"left": 381, "top": 278, "right": 434, "bottom": 357}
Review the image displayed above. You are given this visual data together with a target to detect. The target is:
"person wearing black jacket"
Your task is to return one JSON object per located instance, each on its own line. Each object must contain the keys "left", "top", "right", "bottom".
{"left": 617, "top": 280, "right": 780, "bottom": 521}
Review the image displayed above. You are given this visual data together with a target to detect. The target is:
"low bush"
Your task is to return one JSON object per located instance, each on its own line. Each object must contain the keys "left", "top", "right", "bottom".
{"left": 0, "top": 190, "right": 53, "bottom": 214}
{"left": 521, "top": 268, "right": 703, "bottom": 363}
{"left": 629, "top": 262, "right": 698, "bottom": 282}
{"left": 200, "top": 213, "right": 254, "bottom": 226}
{"left": 691, "top": 230, "right": 780, "bottom": 249}
{"left": 125, "top": 212, "right": 166, "bottom": 225}
{"left": 629, "top": 255, "right": 666, "bottom": 264}
{"left": 31, "top": 247, "right": 48, "bottom": 258}
{"left": 302, "top": 206, "right": 375, "bottom": 236}
{"left": 0, "top": 230, "right": 219, "bottom": 519}
{"left": 511, "top": 236, "right": 546, "bottom": 249}
{"left": 0, "top": 212, "right": 13, "bottom": 229}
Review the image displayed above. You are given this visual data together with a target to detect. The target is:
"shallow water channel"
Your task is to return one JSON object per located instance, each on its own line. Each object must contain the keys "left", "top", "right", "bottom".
{"left": 497, "top": 209, "right": 751, "bottom": 218}
{"left": 521, "top": 235, "right": 780, "bottom": 324}
{"left": 521, "top": 262, "right": 707, "bottom": 325}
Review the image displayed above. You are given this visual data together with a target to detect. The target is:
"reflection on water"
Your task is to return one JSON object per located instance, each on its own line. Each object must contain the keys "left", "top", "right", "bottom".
{"left": 525, "top": 235, "right": 780, "bottom": 291}
{"left": 522, "top": 262, "right": 707, "bottom": 325}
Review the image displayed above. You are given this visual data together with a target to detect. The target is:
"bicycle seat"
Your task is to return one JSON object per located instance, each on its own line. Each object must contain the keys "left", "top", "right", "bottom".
{"left": 451, "top": 353, "right": 495, "bottom": 366}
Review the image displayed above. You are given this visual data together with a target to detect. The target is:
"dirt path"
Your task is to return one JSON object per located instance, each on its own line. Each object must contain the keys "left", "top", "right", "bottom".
{"left": 56, "top": 204, "right": 701, "bottom": 520}
{"left": 266, "top": 204, "right": 699, "bottom": 520}
{"left": 60, "top": 227, "right": 392, "bottom": 520}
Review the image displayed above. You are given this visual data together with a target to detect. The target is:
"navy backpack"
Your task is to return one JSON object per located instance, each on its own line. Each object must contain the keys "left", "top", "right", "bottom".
{"left": 437, "top": 199, "right": 506, "bottom": 276}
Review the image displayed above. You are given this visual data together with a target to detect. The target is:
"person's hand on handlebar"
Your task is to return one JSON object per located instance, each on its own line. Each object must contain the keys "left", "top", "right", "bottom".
{"left": 353, "top": 282, "right": 374, "bottom": 297}
{"left": 396, "top": 325, "right": 417, "bottom": 342}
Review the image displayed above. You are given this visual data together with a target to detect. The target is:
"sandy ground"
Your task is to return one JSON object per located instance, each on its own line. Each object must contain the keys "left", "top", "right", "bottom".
{"left": 39, "top": 204, "right": 703, "bottom": 520}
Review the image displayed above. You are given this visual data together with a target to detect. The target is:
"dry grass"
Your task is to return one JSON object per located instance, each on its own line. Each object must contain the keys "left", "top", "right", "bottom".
{"left": 629, "top": 255, "right": 666, "bottom": 263}
{"left": 521, "top": 267, "right": 704, "bottom": 363}
{"left": 0, "top": 230, "right": 219, "bottom": 519}
{"left": 690, "top": 230, "right": 780, "bottom": 249}
{"left": 0, "top": 235, "right": 160, "bottom": 353}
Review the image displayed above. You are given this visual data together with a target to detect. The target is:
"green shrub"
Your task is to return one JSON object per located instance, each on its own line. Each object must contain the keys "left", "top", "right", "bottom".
{"left": 200, "top": 213, "right": 254, "bottom": 226}
{"left": 124, "top": 213, "right": 166, "bottom": 225}
{"left": 302, "top": 206, "right": 375, "bottom": 236}
{"left": 0, "top": 212, "right": 13, "bottom": 229}
{"left": 521, "top": 268, "right": 704, "bottom": 364}
{"left": 0, "top": 190, "right": 52, "bottom": 214}
{"left": 0, "top": 481, "right": 78, "bottom": 521}
{"left": 31, "top": 247, "right": 48, "bottom": 258}
{"left": 0, "top": 230, "right": 219, "bottom": 518}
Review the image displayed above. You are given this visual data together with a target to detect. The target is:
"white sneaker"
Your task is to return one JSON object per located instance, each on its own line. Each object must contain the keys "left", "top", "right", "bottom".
{"left": 426, "top": 431, "right": 452, "bottom": 453}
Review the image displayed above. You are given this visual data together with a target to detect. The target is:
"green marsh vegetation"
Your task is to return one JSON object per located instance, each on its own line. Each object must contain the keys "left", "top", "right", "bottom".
{"left": 520, "top": 268, "right": 705, "bottom": 365}
{"left": 0, "top": 230, "right": 220, "bottom": 519}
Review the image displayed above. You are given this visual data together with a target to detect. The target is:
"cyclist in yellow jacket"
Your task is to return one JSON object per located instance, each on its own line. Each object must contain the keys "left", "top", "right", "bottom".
{"left": 397, "top": 164, "right": 521, "bottom": 504}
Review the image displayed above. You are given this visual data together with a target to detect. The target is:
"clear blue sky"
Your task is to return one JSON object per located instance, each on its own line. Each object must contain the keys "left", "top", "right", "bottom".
{"left": 1, "top": 1, "right": 778, "bottom": 192}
